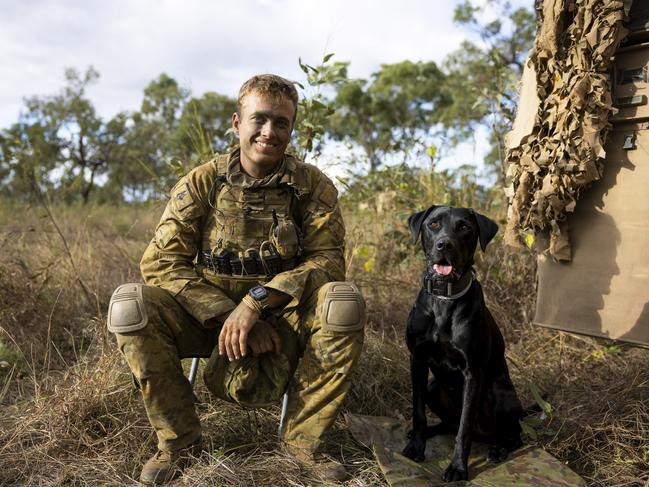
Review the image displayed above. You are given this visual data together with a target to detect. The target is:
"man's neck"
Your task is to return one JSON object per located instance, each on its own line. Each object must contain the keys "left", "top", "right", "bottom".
{"left": 239, "top": 155, "right": 281, "bottom": 179}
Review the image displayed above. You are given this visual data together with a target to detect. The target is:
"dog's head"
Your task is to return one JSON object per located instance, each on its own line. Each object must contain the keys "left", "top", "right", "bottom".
{"left": 408, "top": 206, "right": 498, "bottom": 280}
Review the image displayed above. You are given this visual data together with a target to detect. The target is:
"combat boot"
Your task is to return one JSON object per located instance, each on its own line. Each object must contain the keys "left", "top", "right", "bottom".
{"left": 283, "top": 444, "right": 350, "bottom": 483}
{"left": 140, "top": 440, "right": 202, "bottom": 485}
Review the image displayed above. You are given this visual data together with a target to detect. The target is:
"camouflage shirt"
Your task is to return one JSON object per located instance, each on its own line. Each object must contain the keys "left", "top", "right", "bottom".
{"left": 140, "top": 149, "right": 346, "bottom": 325}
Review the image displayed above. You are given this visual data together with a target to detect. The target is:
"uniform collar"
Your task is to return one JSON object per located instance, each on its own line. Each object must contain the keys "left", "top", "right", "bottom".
{"left": 225, "top": 148, "right": 286, "bottom": 189}
{"left": 220, "top": 148, "right": 310, "bottom": 196}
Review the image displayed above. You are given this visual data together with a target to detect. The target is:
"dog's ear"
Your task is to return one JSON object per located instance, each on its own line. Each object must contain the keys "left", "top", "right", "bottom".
{"left": 408, "top": 206, "right": 438, "bottom": 244}
{"left": 471, "top": 211, "right": 499, "bottom": 252}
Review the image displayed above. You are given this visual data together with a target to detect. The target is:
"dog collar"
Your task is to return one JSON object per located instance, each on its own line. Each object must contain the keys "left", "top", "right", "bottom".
{"left": 424, "top": 269, "right": 475, "bottom": 300}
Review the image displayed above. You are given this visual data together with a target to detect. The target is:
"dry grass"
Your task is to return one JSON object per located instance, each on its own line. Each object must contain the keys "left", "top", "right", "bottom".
{"left": 0, "top": 199, "right": 648, "bottom": 486}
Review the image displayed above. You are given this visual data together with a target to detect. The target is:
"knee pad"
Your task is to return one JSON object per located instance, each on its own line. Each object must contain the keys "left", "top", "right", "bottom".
{"left": 107, "top": 283, "right": 148, "bottom": 333}
{"left": 317, "top": 282, "right": 366, "bottom": 333}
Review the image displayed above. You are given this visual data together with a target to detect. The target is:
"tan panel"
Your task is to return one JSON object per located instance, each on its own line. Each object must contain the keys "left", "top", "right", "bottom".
{"left": 535, "top": 123, "right": 649, "bottom": 346}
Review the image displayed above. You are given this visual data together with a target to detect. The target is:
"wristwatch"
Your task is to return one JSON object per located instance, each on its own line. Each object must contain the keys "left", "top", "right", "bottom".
{"left": 248, "top": 285, "right": 269, "bottom": 310}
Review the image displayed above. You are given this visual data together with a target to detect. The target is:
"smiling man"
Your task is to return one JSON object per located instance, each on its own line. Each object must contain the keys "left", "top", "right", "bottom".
{"left": 107, "top": 74, "right": 365, "bottom": 484}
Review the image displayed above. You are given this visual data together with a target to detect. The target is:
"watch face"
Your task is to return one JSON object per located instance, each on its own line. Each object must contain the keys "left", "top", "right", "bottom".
{"left": 250, "top": 285, "right": 268, "bottom": 301}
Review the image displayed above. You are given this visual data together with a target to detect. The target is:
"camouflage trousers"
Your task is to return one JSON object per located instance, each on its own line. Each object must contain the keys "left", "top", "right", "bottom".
{"left": 114, "top": 284, "right": 364, "bottom": 453}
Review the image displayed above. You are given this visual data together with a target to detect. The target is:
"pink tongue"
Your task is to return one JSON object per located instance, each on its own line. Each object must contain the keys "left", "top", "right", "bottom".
{"left": 434, "top": 264, "right": 453, "bottom": 276}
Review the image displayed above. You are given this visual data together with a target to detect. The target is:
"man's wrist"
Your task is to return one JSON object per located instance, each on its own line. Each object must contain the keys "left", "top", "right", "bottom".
{"left": 241, "top": 294, "right": 264, "bottom": 315}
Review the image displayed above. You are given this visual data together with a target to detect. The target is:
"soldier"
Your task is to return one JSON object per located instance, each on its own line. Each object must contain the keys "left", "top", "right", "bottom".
{"left": 107, "top": 74, "right": 365, "bottom": 485}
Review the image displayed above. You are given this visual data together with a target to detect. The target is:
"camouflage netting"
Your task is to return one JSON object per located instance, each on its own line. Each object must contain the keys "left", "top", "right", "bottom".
{"left": 504, "top": 0, "right": 633, "bottom": 261}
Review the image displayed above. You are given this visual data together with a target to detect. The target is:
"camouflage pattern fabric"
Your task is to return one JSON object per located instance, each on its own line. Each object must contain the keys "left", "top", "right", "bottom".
{"left": 504, "top": 0, "right": 633, "bottom": 261}
{"left": 140, "top": 149, "right": 346, "bottom": 322}
{"left": 116, "top": 149, "right": 362, "bottom": 453}
{"left": 347, "top": 414, "right": 586, "bottom": 487}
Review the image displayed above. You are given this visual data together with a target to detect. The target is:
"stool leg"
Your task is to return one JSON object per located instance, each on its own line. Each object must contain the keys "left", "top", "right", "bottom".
{"left": 278, "top": 389, "right": 290, "bottom": 437}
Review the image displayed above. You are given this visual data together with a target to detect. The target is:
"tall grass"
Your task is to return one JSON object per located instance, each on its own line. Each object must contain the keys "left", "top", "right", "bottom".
{"left": 0, "top": 195, "right": 647, "bottom": 486}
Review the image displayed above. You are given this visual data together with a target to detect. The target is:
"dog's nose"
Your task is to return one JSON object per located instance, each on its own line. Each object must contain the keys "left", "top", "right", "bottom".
{"left": 436, "top": 239, "right": 454, "bottom": 251}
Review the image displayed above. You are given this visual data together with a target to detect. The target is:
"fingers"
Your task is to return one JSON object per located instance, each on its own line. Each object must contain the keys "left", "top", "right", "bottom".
{"left": 219, "top": 316, "right": 281, "bottom": 361}
{"left": 229, "top": 329, "right": 240, "bottom": 361}
{"left": 219, "top": 326, "right": 244, "bottom": 361}
{"left": 217, "top": 302, "right": 259, "bottom": 361}
{"left": 218, "top": 327, "right": 226, "bottom": 357}
{"left": 238, "top": 328, "right": 249, "bottom": 359}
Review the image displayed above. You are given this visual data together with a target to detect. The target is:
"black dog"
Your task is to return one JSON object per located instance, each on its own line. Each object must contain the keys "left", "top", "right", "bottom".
{"left": 402, "top": 205, "right": 525, "bottom": 482}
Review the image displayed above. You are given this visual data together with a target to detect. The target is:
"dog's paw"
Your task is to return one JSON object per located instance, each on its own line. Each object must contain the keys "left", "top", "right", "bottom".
{"left": 402, "top": 439, "right": 426, "bottom": 462}
{"left": 442, "top": 461, "right": 468, "bottom": 482}
{"left": 487, "top": 445, "right": 508, "bottom": 463}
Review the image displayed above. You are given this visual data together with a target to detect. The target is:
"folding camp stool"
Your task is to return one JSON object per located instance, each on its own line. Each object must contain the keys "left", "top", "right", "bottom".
{"left": 188, "top": 357, "right": 291, "bottom": 437}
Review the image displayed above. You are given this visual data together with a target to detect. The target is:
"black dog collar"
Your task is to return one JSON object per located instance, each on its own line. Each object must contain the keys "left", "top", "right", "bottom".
{"left": 424, "top": 268, "right": 475, "bottom": 300}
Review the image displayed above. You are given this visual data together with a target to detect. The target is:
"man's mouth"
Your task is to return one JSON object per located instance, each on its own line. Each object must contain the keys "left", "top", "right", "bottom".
{"left": 255, "top": 140, "right": 278, "bottom": 150}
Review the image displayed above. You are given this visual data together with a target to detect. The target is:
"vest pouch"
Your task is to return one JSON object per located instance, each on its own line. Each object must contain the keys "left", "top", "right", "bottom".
{"left": 270, "top": 218, "right": 301, "bottom": 258}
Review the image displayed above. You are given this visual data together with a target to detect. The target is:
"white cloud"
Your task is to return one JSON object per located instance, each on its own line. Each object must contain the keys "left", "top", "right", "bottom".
{"left": 0, "top": 0, "right": 484, "bottom": 124}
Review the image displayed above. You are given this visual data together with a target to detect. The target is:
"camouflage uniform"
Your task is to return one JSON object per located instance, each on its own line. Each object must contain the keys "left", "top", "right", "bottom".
{"left": 110, "top": 149, "right": 365, "bottom": 454}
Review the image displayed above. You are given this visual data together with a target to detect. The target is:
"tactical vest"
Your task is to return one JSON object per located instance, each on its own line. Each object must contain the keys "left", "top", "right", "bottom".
{"left": 200, "top": 153, "right": 308, "bottom": 279}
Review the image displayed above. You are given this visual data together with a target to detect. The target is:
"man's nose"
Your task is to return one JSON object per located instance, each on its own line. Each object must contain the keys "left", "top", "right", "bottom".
{"left": 260, "top": 120, "right": 275, "bottom": 137}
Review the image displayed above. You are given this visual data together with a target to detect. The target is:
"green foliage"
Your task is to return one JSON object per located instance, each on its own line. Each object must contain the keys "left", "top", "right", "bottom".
{"left": 0, "top": 67, "right": 240, "bottom": 202}
{"left": 328, "top": 60, "right": 450, "bottom": 172}
{"left": 0, "top": 1, "right": 536, "bottom": 203}
{"left": 293, "top": 54, "right": 347, "bottom": 162}
{"left": 0, "top": 67, "right": 120, "bottom": 203}
{"left": 441, "top": 0, "right": 536, "bottom": 184}
{"left": 519, "top": 382, "right": 554, "bottom": 442}
{"left": 174, "top": 92, "right": 237, "bottom": 163}
{"left": 340, "top": 161, "right": 491, "bottom": 211}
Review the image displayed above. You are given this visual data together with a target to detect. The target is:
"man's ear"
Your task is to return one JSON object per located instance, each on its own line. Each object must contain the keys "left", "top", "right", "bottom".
{"left": 231, "top": 112, "right": 240, "bottom": 136}
{"left": 471, "top": 211, "right": 499, "bottom": 251}
{"left": 408, "top": 206, "right": 438, "bottom": 244}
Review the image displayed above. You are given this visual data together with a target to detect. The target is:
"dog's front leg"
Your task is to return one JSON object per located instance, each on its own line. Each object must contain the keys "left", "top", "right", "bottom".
{"left": 402, "top": 356, "right": 428, "bottom": 462}
{"left": 443, "top": 369, "right": 478, "bottom": 482}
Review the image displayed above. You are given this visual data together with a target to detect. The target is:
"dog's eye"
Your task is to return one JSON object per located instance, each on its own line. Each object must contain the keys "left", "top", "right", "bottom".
{"left": 429, "top": 221, "right": 440, "bottom": 230}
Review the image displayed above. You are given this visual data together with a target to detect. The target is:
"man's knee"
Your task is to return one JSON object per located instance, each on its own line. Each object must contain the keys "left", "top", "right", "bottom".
{"left": 107, "top": 284, "right": 177, "bottom": 334}
{"left": 108, "top": 283, "right": 149, "bottom": 334}
{"left": 316, "top": 282, "right": 366, "bottom": 334}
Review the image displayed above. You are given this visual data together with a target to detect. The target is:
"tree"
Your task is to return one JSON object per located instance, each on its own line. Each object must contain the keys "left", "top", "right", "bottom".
{"left": 440, "top": 0, "right": 536, "bottom": 185}
{"left": 172, "top": 91, "right": 237, "bottom": 163}
{"left": 0, "top": 116, "right": 60, "bottom": 199}
{"left": 328, "top": 60, "right": 450, "bottom": 172}
{"left": 0, "top": 67, "right": 124, "bottom": 203}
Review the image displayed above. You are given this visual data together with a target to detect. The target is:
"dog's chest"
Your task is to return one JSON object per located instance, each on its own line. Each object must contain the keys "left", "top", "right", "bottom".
{"left": 418, "top": 318, "right": 467, "bottom": 372}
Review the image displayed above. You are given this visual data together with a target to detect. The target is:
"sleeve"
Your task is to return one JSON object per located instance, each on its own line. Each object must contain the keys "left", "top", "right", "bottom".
{"left": 140, "top": 173, "right": 237, "bottom": 325}
{"left": 264, "top": 171, "right": 346, "bottom": 310}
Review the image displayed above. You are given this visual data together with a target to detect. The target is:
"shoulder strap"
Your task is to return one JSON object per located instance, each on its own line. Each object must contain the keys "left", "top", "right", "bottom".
{"left": 206, "top": 155, "right": 229, "bottom": 210}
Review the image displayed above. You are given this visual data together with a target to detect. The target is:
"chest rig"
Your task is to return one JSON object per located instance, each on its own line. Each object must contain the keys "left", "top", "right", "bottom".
{"left": 200, "top": 153, "right": 306, "bottom": 279}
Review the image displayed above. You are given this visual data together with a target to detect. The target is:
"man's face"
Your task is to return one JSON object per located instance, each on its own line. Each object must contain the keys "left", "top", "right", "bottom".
{"left": 232, "top": 91, "right": 295, "bottom": 175}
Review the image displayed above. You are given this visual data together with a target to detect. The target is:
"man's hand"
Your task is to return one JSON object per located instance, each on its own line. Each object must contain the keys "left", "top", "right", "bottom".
{"left": 247, "top": 320, "right": 281, "bottom": 357}
{"left": 218, "top": 301, "right": 259, "bottom": 361}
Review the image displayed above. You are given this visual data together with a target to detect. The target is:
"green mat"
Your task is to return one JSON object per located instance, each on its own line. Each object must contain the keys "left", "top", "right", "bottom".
{"left": 346, "top": 414, "right": 585, "bottom": 487}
